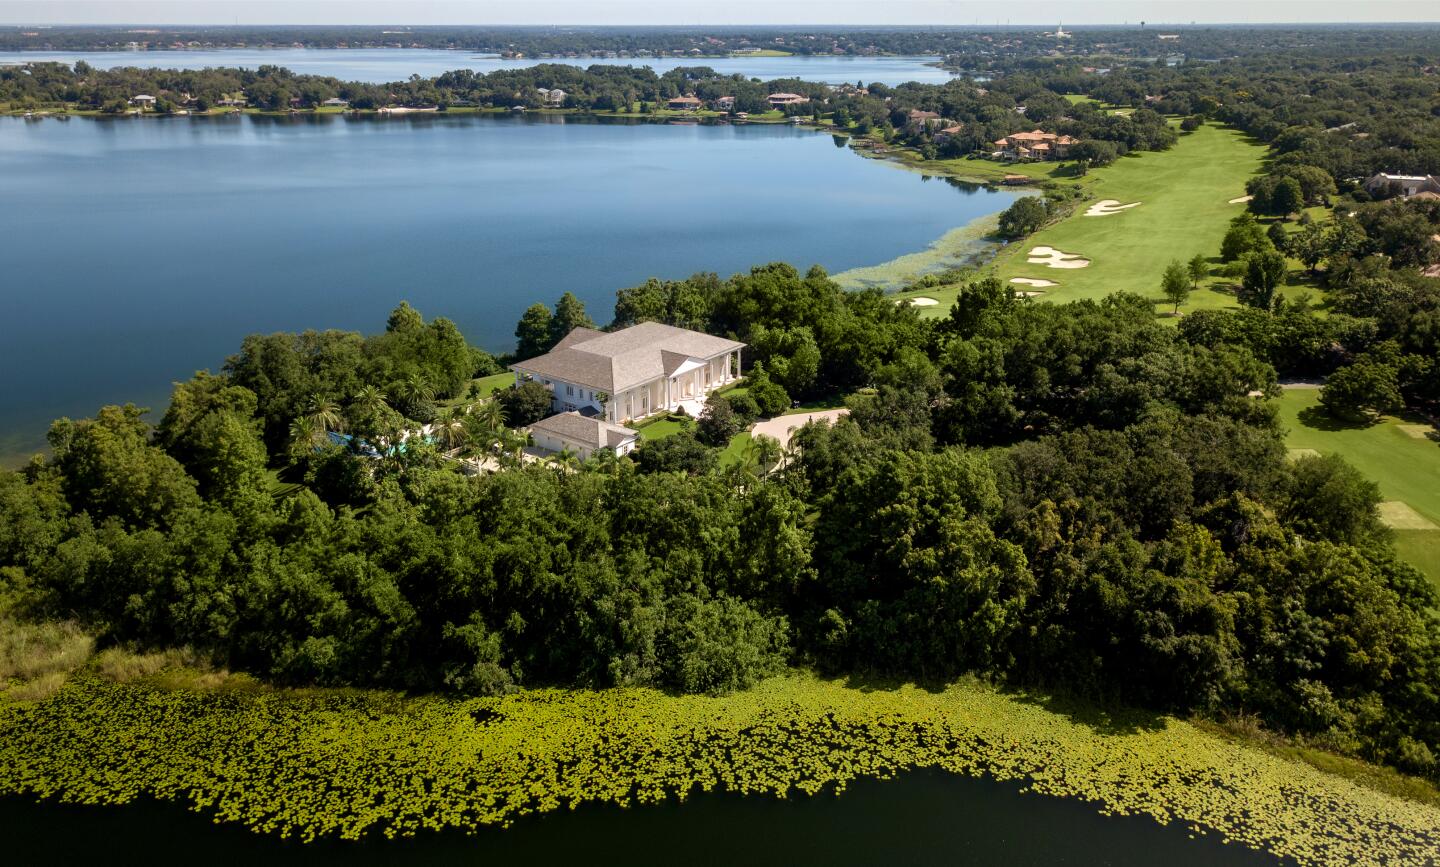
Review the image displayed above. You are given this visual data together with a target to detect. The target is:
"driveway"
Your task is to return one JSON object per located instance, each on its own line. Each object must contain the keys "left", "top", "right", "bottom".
{"left": 750, "top": 408, "right": 849, "bottom": 451}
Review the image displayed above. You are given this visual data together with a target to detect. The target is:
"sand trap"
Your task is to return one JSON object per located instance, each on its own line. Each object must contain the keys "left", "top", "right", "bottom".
{"left": 1379, "top": 501, "right": 1439, "bottom": 531}
{"left": 1010, "top": 277, "right": 1058, "bottom": 288}
{"left": 1229, "top": 195, "right": 1254, "bottom": 204}
{"left": 1287, "top": 448, "right": 1321, "bottom": 461}
{"left": 1084, "top": 199, "right": 1142, "bottom": 217}
{"left": 1398, "top": 424, "right": 1437, "bottom": 440}
{"left": 899, "top": 296, "right": 940, "bottom": 307}
{"left": 1027, "top": 246, "right": 1091, "bottom": 269}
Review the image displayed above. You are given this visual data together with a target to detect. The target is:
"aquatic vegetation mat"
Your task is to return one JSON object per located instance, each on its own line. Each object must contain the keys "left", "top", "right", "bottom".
{"left": 1, "top": 674, "right": 1437, "bottom": 864}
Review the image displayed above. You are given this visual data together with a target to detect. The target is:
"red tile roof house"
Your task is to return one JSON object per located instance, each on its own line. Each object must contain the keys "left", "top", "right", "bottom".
{"left": 510, "top": 322, "right": 746, "bottom": 425}
{"left": 992, "top": 129, "right": 1079, "bottom": 161}
{"left": 667, "top": 95, "right": 703, "bottom": 111}
{"left": 906, "top": 109, "right": 942, "bottom": 131}
{"left": 767, "top": 92, "right": 809, "bottom": 108}
{"left": 713, "top": 96, "right": 736, "bottom": 110}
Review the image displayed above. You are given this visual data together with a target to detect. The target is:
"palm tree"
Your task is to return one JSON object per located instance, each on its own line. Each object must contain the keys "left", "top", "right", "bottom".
{"left": 472, "top": 397, "right": 505, "bottom": 432}
{"left": 588, "top": 447, "right": 622, "bottom": 476}
{"left": 394, "top": 373, "right": 435, "bottom": 408}
{"left": 747, "top": 434, "right": 782, "bottom": 474}
{"left": 351, "top": 384, "right": 390, "bottom": 418}
{"left": 289, "top": 415, "right": 328, "bottom": 455}
{"left": 432, "top": 407, "right": 467, "bottom": 452}
{"left": 553, "top": 446, "right": 581, "bottom": 473}
{"left": 302, "top": 393, "right": 342, "bottom": 435}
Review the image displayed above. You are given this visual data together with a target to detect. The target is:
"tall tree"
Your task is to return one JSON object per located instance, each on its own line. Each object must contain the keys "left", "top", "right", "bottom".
{"left": 1162, "top": 260, "right": 1192, "bottom": 313}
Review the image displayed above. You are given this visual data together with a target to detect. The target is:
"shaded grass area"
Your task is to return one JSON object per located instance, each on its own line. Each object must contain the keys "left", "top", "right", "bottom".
{"left": 1276, "top": 388, "right": 1440, "bottom": 586}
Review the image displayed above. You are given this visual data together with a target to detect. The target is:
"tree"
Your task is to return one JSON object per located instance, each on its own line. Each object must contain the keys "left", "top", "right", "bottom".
{"left": 514, "top": 303, "right": 554, "bottom": 360}
{"left": 632, "top": 430, "right": 717, "bottom": 475}
{"left": 1319, "top": 353, "right": 1403, "bottom": 423}
{"left": 744, "top": 363, "right": 791, "bottom": 417}
{"left": 1281, "top": 454, "right": 1386, "bottom": 545}
{"left": 1240, "top": 249, "right": 1287, "bottom": 310}
{"left": 1270, "top": 177, "right": 1304, "bottom": 219}
{"left": 1161, "top": 260, "right": 1191, "bottom": 313}
{"left": 1221, "top": 213, "right": 1270, "bottom": 262}
{"left": 494, "top": 380, "right": 554, "bottom": 427}
{"left": 696, "top": 394, "right": 743, "bottom": 446}
{"left": 1291, "top": 221, "right": 1328, "bottom": 274}
{"left": 385, "top": 301, "right": 424, "bottom": 333}
{"left": 549, "top": 292, "right": 596, "bottom": 347}
{"left": 997, "top": 197, "right": 1049, "bottom": 240}
{"left": 431, "top": 407, "right": 467, "bottom": 451}
{"left": 1187, "top": 253, "right": 1209, "bottom": 289}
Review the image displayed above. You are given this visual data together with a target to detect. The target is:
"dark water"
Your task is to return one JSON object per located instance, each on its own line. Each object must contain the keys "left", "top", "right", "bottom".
{"left": 0, "top": 769, "right": 1287, "bottom": 866}
{"left": 0, "top": 114, "right": 1014, "bottom": 463}
{"left": 0, "top": 48, "right": 959, "bottom": 86}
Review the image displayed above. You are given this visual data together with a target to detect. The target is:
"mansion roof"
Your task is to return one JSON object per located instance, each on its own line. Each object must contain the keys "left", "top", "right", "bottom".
{"left": 512, "top": 322, "right": 745, "bottom": 394}
{"left": 529, "top": 411, "right": 638, "bottom": 451}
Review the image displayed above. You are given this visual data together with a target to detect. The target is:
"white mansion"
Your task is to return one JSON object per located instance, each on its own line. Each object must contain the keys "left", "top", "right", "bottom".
{"left": 511, "top": 322, "right": 745, "bottom": 427}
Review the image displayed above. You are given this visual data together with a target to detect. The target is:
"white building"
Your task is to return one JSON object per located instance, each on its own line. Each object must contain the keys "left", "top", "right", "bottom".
{"left": 130, "top": 94, "right": 157, "bottom": 106}
{"left": 511, "top": 322, "right": 745, "bottom": 424}
{"left": 528, "top": 411, "right": 639, "bottom": 461}
{"left": 1362, "top": 173, "right": 1440, "bottom": 200}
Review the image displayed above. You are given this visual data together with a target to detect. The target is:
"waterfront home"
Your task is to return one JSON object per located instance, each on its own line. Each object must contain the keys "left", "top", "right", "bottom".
{"left": 906, "top": 109, "right": 941, "bottom": 131}
{"left": 935, "top": 123, "right": 965, "bottom": 142}
{"left": 528, "top": 412, "right": 640, "bottom": 461}
{"left": 992, "top": 129, "right": 1078, "bottom": 161}
{"left": 713, "top": 95, "right": 736, "bottom": 110}
{"left": 1362, "top": 173, "right": 1440, "bottom": 199}
{"left": 511, "top": 322, "right": 745, "bottom": 424}
{"left": 667, "top": 95, "right": 703, "bottom": 111}
{"left": 130, "top": 94, "right": 157, "bottom": 107}
{"left": 321, "top": 97, "right": 349, "bottom": 107}
{"left": 537, "top": 87, "right": 567, "bottom": 107}
{"left": 768, "top": 92, "right": 809, "bottom": 108}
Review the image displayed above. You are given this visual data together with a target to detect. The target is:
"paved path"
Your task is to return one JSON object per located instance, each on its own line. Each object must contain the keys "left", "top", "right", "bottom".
{"left": 750, "top": 409, "right": 849, "bottom": 452}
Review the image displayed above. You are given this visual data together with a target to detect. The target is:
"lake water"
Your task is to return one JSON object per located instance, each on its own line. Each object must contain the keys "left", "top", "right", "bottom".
{"left": 0, "top": 769, "right": 1288, "bottom": 866}
{"left": 0, "top": 48, "right": 959, "bottom": 86}
{"left": 0, "top": 114, "right": 1014, "bottom": 463}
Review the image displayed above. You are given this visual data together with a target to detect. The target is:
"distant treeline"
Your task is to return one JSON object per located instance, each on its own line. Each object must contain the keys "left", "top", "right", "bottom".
{"left": 7, "top": 24, "right": 1440, "bottom": 62}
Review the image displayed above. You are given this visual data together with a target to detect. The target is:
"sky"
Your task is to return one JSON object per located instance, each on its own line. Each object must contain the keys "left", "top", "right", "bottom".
{"left": 2, "top": 0, "right": 1439, "bottom": 26}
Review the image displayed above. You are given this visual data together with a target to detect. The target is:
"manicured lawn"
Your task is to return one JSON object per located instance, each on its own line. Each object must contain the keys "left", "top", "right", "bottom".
{"left": 440, "top": 372, "right": 514, "bottom": 407}
{"left": 635, "top": 415, "right": 690, "bottom": 441}
{"left": 1277, "top": 388, "right": 1440, "bottom": 587}
{"left": 717, "top": 431, "right": 753, "bottom": 468}
{"left": 264, "top": 469, "right": 305, "bottom": 499}
{"left": 783, "top": 393, "right": 850, "bottom": 415}
{"left": 894, "top": 124, "right": 1268, "bottom": 317}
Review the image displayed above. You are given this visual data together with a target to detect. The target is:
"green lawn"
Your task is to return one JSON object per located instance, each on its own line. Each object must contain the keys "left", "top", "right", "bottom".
{"left": 440, "top": 372, "right": 514, "bottom": 407}
{"left": 717, "top": 431, "right": 753, "bottom": 468}
{"left": 635, "top": 415, "right": 690, "bottom": 441}
{"left": 1277, "top": 388, "right": 1440, "bottom": 587}
{"left": 894, "top": 124, "right": 1268, "bottom": 317}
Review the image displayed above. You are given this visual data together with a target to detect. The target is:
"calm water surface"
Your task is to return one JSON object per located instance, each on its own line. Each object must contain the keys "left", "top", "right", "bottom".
{"left": 0, "top": 769, "right": 1287, "bottom": 866}
{"left": 0, "top": 48, "right": 959, "bottom": 86}
{"left": 0, "top": 114, "right": 1013, "bottom": 462}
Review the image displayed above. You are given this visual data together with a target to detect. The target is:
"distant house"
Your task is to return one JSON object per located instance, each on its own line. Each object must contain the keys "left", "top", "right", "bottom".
{"left": 935, "top": 123, "right": 965, "bottom": 142}
{"left": 992, "top": 129, "right": 1079, "bottom": 161}
{"left": 767, "top": 92, "right": 809, "bottom": 108}
{"left": 510, "top": 322, "right": 745, "bottom": 424}
{"left": 537, "top": 87, "right": 567, "bottom": 107}
{"left": 130, "top": 94, "right": 157, "bottom": 107}
{"left": 712, "top": 95, "right": 736, "bottom": 110}
{"left": 667, "top": 95, "right": 703, "bottom": 111}
{"left": 905, "top": 109, "right": 941, "bottom": 131}
{"left": 1003, "top": 174, "right": 1031, "bottom": 185}
{"left": 321, "top": 97, "right": 349, "bottom": 107}
{"left": 1362, "top": 173, "right": 1440, "bottom": 200}
{"left": 528, "top": 412, "right": 639, "bottom": 462}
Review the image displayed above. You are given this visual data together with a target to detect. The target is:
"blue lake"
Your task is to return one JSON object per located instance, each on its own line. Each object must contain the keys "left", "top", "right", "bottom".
{"left": 0, "top": 114, "right": 1015, "bottom": 463}
{"left": 0, "top": 48, "right": 959, "bottom": 86}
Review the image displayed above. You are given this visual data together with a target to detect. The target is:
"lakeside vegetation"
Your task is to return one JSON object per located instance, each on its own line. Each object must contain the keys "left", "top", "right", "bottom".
{"left": 2, "top": 664, "right": 1438, "bottom": 864}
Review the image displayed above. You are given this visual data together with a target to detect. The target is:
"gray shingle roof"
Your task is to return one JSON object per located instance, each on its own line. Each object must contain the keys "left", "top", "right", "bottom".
{"left": 511, "top": 322, "right": 744, "bottom": 394}
{"left": 529, "top": 412, "right": 638, "bottom": 450}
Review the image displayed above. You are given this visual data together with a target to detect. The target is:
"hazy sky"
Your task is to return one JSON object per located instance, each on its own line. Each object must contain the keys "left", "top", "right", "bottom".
{"left": 3, "top": 0, "right": 1439, "bottom": 26}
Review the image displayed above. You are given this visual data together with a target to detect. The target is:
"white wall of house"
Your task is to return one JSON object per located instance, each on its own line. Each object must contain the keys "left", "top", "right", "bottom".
{"left": 517, "top": 349, "right": 741, "bottom": 424}
{"left": 531, "top": 430, "right": 637, "bottom": 461}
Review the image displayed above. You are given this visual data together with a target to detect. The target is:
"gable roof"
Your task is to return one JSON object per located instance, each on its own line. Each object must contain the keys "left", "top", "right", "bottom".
{"left": 512, "top": 322, "right": 745, "bottom": 394}
{"left": 529, "top": 411, "right": 638, "bottom": 451}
